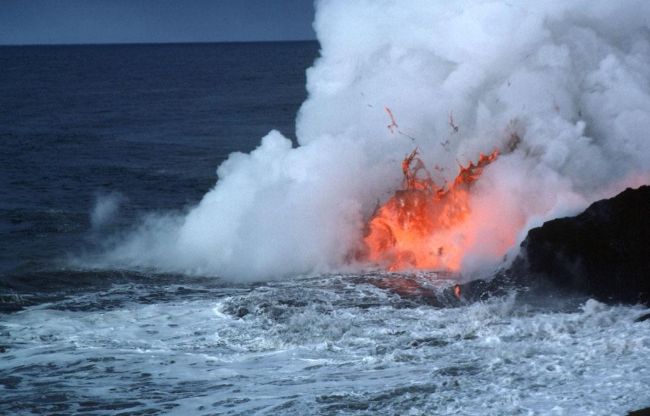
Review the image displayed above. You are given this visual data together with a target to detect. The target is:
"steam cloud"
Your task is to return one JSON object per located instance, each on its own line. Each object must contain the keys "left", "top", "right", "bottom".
{"left": 94, "top": 0, "right": 650, "bottom": 280}
{"left": 90, "top": 192, "right": 125, "bottom": 231}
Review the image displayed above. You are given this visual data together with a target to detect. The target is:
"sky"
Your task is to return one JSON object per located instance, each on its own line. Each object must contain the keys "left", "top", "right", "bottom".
{"left": 0, "top": 0, "right": 316, "bottom": 45}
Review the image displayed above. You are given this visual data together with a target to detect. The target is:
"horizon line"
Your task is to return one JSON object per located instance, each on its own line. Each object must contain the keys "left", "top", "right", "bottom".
{"left": 0, "top": 38, "right": 318, "bottom": 47}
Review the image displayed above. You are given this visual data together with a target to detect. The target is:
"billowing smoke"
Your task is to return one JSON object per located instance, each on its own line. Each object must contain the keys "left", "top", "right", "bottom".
{"left": 93, "top": 0, "right": 650, "bottom": 280}
{"left": 90, "top": 192, "right": 125, "bottom": 231}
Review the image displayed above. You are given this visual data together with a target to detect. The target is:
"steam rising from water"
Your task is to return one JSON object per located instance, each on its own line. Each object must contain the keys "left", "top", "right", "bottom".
{"left": 90, "top": 192, "right": 125, "bottom": 231}
{"left": 94, "top": 1, "right": 650, "bottom": 280}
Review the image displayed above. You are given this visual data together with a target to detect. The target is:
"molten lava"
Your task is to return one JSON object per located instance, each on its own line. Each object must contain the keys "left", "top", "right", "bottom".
{"left": 363, "top": 148, "right": 499, "bottom": 272}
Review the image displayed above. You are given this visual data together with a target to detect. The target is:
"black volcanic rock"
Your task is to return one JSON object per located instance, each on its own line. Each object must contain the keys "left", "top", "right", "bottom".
{"left": 628, "top": 408, "right": 650, "bottom": 416}
{"left": 512, "top": 185, "right": 650, "bottom": 305}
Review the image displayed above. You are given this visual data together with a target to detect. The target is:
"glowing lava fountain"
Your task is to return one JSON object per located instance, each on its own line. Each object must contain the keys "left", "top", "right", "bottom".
{"left": 362, "top": 148, "right": 499, "bottom": 272}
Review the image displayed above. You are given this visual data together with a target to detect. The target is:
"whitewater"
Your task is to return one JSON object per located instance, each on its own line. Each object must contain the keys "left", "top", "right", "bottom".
{"left": 1, "top": 273, "right": 648, "bottom": 414}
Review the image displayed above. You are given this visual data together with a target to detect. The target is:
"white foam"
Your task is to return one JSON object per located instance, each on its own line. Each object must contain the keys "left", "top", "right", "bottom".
{"left": 2, "top": 281, "right": 649, "bottom": 414}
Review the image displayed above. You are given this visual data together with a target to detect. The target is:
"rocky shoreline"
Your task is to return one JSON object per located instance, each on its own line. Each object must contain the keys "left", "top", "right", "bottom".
{"left": 458, "top": 185, "right": 650, "bottom": 306}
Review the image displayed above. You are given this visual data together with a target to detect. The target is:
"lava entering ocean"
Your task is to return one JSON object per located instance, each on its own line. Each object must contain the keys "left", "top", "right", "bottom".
{"left": 362, "top": 148, "right": 499, "bottom": 272}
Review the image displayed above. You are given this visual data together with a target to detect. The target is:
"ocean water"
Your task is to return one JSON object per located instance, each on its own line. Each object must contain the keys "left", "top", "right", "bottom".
{"left": 1, "top": 42, "right": 649, "bottom": 415}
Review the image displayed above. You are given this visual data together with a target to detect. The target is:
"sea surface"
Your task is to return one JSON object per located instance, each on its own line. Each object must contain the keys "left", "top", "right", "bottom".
{"left": 1, "top": 42, "right": 649, "bottom": 415}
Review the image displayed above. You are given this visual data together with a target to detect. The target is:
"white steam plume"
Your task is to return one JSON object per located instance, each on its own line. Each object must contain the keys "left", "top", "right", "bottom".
{"left": 90, "top": 192, "right": 125, "bottom": 230}
{"left": 93, "top": 0, "right": 650, "bottom": 280}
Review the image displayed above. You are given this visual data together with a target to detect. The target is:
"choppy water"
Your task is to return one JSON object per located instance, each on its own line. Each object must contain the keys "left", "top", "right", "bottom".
{"left": 1, "top": 42, "right": 649, "bottom": 415}
{"left": 2, "top": 272, "right": 649, "bottom": 415}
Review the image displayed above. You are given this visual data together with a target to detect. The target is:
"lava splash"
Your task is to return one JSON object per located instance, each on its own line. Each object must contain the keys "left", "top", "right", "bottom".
{"left": 362, "top": 148, "right": 499, "bottom": 272}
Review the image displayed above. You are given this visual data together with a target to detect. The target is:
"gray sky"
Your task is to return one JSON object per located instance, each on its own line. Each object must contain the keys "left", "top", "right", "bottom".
{"left": 0, "top": 0, "right": 316, "bottom": 45}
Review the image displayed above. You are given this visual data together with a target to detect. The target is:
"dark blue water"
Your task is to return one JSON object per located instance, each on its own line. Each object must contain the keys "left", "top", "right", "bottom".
{"left": 0, "top": 42, "right": 318, "bottom": 281}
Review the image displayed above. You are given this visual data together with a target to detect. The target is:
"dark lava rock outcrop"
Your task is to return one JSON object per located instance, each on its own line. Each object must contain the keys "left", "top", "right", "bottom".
{"left": 453, "top": 185, "right": 650, "bottom": 305}
{"left": 628, "top": 407, "right": 650, "bottom": 416}
{"left": 514, "top": 185, "right": 650, "bottom": 305}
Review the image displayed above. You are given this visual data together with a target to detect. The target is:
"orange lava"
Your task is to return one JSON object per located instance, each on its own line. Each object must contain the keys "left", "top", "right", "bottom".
{"left": 362, "top": 148, "right": 499, "bottom": 272}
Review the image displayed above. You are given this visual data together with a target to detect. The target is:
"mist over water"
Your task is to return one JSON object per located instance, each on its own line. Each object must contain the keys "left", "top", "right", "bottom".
{"left": 90, "top": 192, "right": 125, "bottom": 231}
{"left": 95, "top": 0, "right": 650, "bottom": 280}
